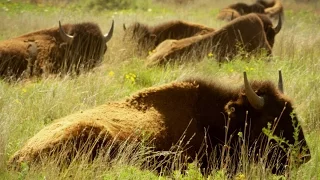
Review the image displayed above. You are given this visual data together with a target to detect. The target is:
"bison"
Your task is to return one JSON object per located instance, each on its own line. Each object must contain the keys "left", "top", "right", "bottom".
{"left": 146, "top": 13, "right": 282, "bottom": 66}
{"left": 122, "top": 20, "right": 215, "bottom": 56}
{"left": 217, "top": 2, "right": 266, "bottom": 21}
{"left": 258, "top": 0, "right": 284, "bottom": 19}
{"left": 0, "top": 20, "right": 114, "bottom": 79}
{"left": 8, "top": 71, "right": 310, "bottom": 175}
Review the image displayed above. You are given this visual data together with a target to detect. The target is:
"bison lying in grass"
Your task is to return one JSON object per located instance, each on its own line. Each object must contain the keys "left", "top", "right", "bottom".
{"left": 217, "top": 2, "right": 265, "bottom": 21}
{"left": 9, "top": 71, "right": 310, "bottom": 175}
{"left": 122, "top": 20, "right": 215, "bottom": 56}
{"left": 146, "top": 13, "right": 281, "bottom": 66}
{"left": 217, "top": 0, "right": 284, "bottom": 22}
{"left": 258, "top": 0, "right": 284, "bottom": 19}
{"left": 0, "top": 20, "right": 114, "bottom": 80}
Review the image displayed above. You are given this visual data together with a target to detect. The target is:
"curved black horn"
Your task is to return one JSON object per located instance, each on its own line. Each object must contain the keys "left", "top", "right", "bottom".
{"left": 59, "top": 21, "right": 74, "bottom": 44}
{"left": 123, "top": 23, "right": 127, "bottom": 31}
{"left": 273, "top": 13, "right": 282, "bottom": 34}
{"left": 104, "top": 20, "right": 114, "bottom": 43}
{"left": 278, "top": 70, "right": 284, "bottom": 93}
{"left": 244, "top": 72, "right": 265, "bottom": 110}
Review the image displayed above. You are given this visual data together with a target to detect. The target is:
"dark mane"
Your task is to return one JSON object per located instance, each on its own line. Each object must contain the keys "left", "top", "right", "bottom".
{"left": 67, "top": 22, "right": 104, "bottom": 37}
{"left": 127, "top": 22, "right": 151, "bottom": 38}
{"left": 257, "top": 0, "right": 276, "bottom": 8}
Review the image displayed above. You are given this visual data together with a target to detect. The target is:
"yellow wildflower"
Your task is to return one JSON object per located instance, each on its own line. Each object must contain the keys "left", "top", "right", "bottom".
{"left": 125, "top": 73, "right": 137, "bottom": 84}
{"left": 108, "top": 71, "right": 115, "bottom": 77}
{"left": 235, "top": 173, "right": 246, "bottom": 180}
{"left": 149, "top": 49, "right": 156, "bottom": 55}
{"left": 15, "top": 99, "right": 22, "bottom": 105}
{"left": 245, "top": 67, "right": 254, "bottom": 71}
{"left": 208, "top": 52, "right": 214, "bottom": 57}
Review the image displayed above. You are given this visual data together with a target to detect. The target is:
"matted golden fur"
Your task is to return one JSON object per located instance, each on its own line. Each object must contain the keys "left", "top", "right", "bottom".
{"left": 8, "top": 81, "right": 201, "bottom": 168}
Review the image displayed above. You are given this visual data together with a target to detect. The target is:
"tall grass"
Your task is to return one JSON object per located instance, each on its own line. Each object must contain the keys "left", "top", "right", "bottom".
{"left": 1, "top": 0, "right": 320, "bottom": 179}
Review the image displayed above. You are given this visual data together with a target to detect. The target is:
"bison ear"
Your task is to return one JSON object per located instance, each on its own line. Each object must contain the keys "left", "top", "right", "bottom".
{"left": 104, "top": 20, "right": 114, "bottom": 43}
{"left": 59, "top": 21, "right": 74, "bottom": 44}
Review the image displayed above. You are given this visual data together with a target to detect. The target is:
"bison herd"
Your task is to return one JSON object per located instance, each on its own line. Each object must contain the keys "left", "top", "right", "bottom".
{"left": 3, "top": 0, "right": 312, "bottom": 177}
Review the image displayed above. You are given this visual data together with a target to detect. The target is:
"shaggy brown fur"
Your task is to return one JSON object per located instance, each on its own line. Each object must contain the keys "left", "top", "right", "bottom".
{"left": 8, "top": 75, "right": 310, "bottom": 175}
{"left": 122, "top": 20, "right": 216, "bottom": 56}
{"left": 0, "top": 22, "right": 113, "bottom": 79}
{"left": 146, "top": 13, "right": 280, "bottom": 66}
{"left": 217, "top": 2, "right": 265, "bottom": 21}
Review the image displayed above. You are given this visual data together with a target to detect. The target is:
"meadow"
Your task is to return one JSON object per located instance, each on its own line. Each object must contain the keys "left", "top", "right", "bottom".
{"left": 1, "top": 0, "right": 320, "bottom": 179}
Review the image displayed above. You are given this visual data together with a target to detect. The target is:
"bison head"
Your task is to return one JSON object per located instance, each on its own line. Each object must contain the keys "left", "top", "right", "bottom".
{"left": 255, "top": 13, "right": 282, "bottom": 48}
{"left": 225, "top": 71, "right": 310, "bottom": 173}
{"left": 122, "top": 22, "right": 157, "bottom": 53}
{"left": 58, "top": 20, "right": 114, "bottom": 73}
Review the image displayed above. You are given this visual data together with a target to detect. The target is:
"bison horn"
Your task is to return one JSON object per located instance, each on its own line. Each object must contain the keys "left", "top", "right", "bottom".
{"left": 273, "top": 14, "right": 282, "bottom": 34}
{"left": 244, "top": 72, "right": 265, "bottom": 110}
{"left": 278, "top": 70, "right": 284, "bottom": 93}
{"left": 104, "top": 20, "right": 114, "bottom": 43}
{"left": 59, "top": 21, "right": 74, "bottom": 44}
{"left": 123, "top": 23, "right": 127, "bottom": 31}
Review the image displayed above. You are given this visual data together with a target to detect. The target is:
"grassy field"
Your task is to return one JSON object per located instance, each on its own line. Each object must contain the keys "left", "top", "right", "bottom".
{"left": 1, "top": 0, "right": 320, "bottom": 179}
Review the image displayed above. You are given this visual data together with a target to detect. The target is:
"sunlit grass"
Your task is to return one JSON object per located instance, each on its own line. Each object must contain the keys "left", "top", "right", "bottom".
{"left": 1, "top": 0, "right": 320, "bottom": 179}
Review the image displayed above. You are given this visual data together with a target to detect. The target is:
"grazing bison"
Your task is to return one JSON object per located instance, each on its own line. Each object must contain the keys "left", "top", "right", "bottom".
{"left": 8, "top": 71, "right": 310, "bottom": 175}
{"left": 217, "top": 2, "right": 266, "bottom": 21}
{"left": 123, "top": 20, "right": 215, "bottom": 56}
{"left": 146, "top": 13, "right": 282, "bottom": 66}
{"left": 0, "top": 20, "right": 114, "bottom": 79}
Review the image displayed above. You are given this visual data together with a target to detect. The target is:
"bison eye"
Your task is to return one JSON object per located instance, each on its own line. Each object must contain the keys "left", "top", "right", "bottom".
{"left": 230, "top": 107, "right": 235, "bottom": 112}
{"left": 226, "top": 105, "right": 236, "bottom": 115}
